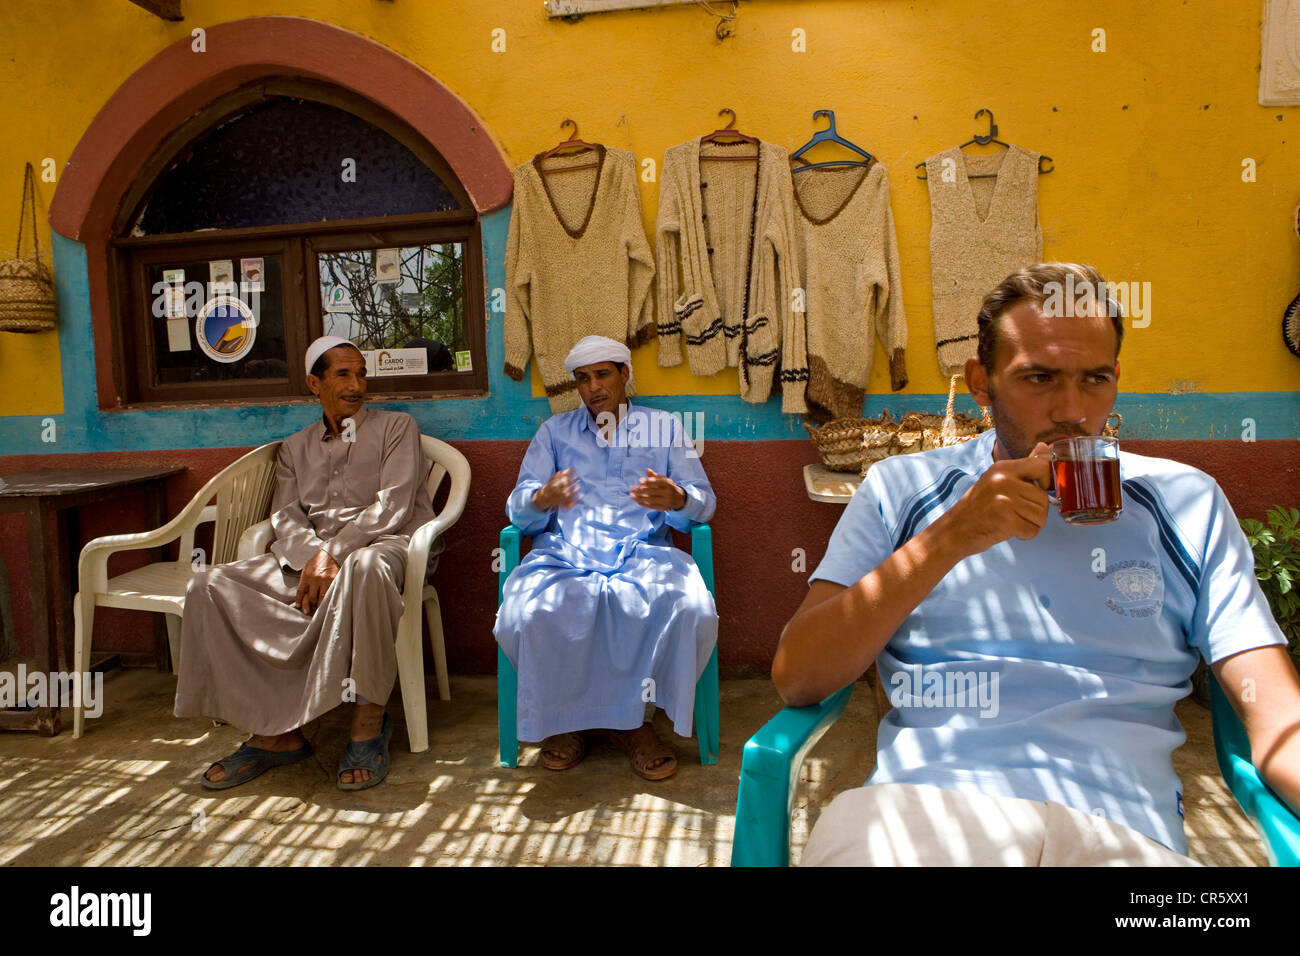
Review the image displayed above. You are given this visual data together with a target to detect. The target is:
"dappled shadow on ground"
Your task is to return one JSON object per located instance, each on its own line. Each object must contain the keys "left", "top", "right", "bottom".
{"left": 0, "top": 670, "right": 1267, "bottom": 866}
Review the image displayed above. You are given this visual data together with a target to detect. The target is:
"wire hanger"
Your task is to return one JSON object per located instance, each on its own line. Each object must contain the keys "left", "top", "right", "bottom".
{"left": 790, "top": 110, "right": 873, "bottom": 173}
{"left": 700, "top": 108, "right": 759, "bottom": 161}
{"left": 538, "top": 119, "right": 601, "bottom": 174}
{"left": 916, "top": 109, "right": 1053, "bottom": 179}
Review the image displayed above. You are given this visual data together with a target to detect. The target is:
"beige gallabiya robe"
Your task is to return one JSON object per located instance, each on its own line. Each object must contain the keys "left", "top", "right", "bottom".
{"left": 174, "top": 406, "right": 439, "bottom": 736}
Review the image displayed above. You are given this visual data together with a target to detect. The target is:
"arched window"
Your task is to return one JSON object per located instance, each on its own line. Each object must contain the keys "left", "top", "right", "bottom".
{"left": 111, "top": 79, "right": 486, "bottom": 403}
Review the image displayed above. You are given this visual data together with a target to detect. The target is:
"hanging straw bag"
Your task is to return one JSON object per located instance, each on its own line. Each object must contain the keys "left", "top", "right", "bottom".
{"left": 0, "top": 163, "right": 57, "bottom": 333}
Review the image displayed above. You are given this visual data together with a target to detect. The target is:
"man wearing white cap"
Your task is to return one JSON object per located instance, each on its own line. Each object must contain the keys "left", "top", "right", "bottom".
{"left": 175, "top": 335, "right": 439, "bottom": 791}
{"left": 495, "top": 335, "right": 718, "bottom": 779}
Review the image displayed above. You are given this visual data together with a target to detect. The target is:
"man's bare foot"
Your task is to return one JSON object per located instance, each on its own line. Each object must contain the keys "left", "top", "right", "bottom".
{"left": 340, "top": 702, "right": 386, "bottom": 785}
{"left": 205, "top": 729, "right": 307, "bottom": 783}
{"left": 608, "top": 722, "right": 677, "bottom": 781}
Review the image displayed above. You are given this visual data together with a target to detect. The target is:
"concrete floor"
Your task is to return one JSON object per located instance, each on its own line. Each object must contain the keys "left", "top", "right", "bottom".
{"left": 0, "top": 667, "right": 1270, "bottom": 866}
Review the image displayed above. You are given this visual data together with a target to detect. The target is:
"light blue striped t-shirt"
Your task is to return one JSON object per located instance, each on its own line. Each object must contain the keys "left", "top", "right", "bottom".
{"left": 810, "top": 428, "right": 1285, "bottom": 853}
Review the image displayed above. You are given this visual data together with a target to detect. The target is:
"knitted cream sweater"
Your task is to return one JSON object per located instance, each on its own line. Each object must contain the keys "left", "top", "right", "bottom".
{"left": 655, "top": 138, "right": 807, "bottom": 413}
{"left": 504, "top": 145, "right": 655, "bottom": 412}
{"left": 792, "top": 159, "right": 908, "bottom": 421}
{"left": 925, "top": 144, "right": 1042, "bottom": 376}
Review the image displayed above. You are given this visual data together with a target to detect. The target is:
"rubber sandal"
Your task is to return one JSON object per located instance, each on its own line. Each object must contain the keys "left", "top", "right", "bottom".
{"left": 608, "top": 724, "right": 677, "bottom": 781}
{"left": 338, "top": 713, "right": 392, "bottom": 791}
{"left": 539, "top": 731, "right": 587, "bottom": 771}
{"left": 201, "top": 740, "right": 313, "bottom": 791}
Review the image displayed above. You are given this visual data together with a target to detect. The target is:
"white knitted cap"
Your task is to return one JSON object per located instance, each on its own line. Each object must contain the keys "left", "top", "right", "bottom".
{"left": 563, "top": 335, "right": 635, "bottom": 393}
{"left": 305, "top": 335, "right": 362, "bottom": 377}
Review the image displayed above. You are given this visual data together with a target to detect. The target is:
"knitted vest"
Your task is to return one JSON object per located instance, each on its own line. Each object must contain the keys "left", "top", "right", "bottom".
{"left": 504, "top": 145, "right": 656, "bottom": 412}
{"left": 793, "top": 159, "right": 909, "bottom": 421}
{"left": 655, "top": 138, "right": 806, "bottom": 412}
{"left": 926, "top": 144, "right": 1042, "bottom": 376}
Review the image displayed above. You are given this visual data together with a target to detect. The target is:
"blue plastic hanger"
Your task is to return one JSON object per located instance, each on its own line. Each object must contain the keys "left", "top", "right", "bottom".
{"left": 790, "top": 110, "right": 873, "bottom": 173}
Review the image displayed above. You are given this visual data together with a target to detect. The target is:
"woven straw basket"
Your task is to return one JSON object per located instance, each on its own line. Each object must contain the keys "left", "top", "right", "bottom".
{"left": 805, "top": 375, "right": 991, "bottom": 474}
{"left": 0, "top": 163, "right": 56, "bottom": 334}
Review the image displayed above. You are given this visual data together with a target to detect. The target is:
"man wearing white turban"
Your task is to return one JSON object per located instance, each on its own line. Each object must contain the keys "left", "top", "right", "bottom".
{"left": 495, "top": 335, "right": 718, "bottom": 779}
{"left": 174, "top": 335, "right": 441, "bottom": 791}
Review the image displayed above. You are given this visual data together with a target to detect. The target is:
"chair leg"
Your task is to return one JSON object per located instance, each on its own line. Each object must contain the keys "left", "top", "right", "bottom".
{"left": 165, "top": 614, "right": 182, "bottom": 675}
{"left": 498, "top": 646, "right": 518, "bottom": 768}
{"left": 72, "top": 593, "right": 94, "bottom": 739}
{"left": 694, "top": 645, "right": 720, "bottom": 765}
{"left": 425, "top": 593, "right": 450, "bottom": 702}
{"left": 395, "top": 614, "right": 429, "bottom": 754}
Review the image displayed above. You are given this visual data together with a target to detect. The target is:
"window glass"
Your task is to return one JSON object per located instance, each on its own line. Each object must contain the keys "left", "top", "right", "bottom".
{"left": 146, "top": 254, "right": 288, "bottom": 384}
{"left": 136, "top": 99, "right": 460, "bottom": 234}
{"left": 317, "top": 243, "right": 468, "bottom": 375}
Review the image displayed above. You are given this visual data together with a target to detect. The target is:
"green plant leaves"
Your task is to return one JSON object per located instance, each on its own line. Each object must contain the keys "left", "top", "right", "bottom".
{"left": 1241, "top": 506, "right": 1300, "bottom": 654}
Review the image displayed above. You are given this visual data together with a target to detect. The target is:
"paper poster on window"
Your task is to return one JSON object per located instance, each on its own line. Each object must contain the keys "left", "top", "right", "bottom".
{"left": 164, "top": 284, "right": 187, "bottom": 319}
{"left": 375, "top": 248, "right": 400, "bottom": 285}
{"left": 163, "top": 268, "right": 185, "bottom": 286}
{"left": 209, "top": 259, "right": 235, "bottom": 294}
{"left": 361, "top": 348, "right": 428, "bottom": 377}
{"left": 325, "top": 285, "right": 352, "bottom": 312}
{"left": 455, "top": 350, "right": 472, "bottom": 372}
{"left": 240, "top": 257, "right": 264, "bottom": 292}
{"left": 166, "top": 317, "right": 191, "bottom": 352}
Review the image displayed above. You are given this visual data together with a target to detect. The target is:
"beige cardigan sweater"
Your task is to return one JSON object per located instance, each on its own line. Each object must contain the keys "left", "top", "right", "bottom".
{"left": 655, "top": 138, "right": 807, "bottom": 413}
{"left": 792, "top": 159, "right": 908, "bottom": 421}
{"left": 504, "top": 145, "right": 656, "bottom": 412}
{"left": 926, "top": 144, "right": 1042, "bottom": 376}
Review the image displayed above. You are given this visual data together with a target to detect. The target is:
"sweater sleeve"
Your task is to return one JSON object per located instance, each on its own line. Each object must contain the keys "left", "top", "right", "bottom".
{"left": 654, "top": 155, "right": 686, "bottom": 367}
{"left": 774, "top": 158, "right": 808, "bottom": 415}
{"left": 871, "top": 167, "right": 909, "bottom": 392}
{"left": 622, "top": 158, "right": 657, "bottom": 349}
{"left": 503, "top": 167, "right": 532, "bottom": 382}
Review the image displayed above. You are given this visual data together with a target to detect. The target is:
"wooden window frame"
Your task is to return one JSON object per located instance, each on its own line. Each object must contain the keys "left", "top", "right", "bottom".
{"left": 106, "top": 79, "right": 488, "bottom": 407}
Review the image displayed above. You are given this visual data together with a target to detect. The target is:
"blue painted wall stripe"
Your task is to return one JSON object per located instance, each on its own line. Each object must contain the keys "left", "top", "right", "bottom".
{"left": 0, "top": 212, "right": 1296, "bottom": 455}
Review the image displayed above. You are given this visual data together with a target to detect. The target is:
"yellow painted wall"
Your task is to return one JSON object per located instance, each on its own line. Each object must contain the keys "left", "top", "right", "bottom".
{"left": 1, "top": 0, "right": 1296, "bottom": 416}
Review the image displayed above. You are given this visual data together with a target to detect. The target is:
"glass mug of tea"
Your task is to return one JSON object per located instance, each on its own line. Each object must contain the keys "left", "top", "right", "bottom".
{"left": 1046, "top": 436, "right": 1122, "bottom": 525}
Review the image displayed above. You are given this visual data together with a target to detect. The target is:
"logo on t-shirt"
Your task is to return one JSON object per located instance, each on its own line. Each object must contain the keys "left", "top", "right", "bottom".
{"left": 1097, "top": 559, "right": 1163, "bottom": 618}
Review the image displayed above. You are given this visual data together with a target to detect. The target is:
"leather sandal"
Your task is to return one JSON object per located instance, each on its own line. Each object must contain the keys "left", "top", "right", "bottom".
{"left": 201, "top": 740, "right": 313, "bottom": 791}
{"left": 337, "top": 713, "right": 392, "bottom": 791}
{"left": 539, "top": 731, "right": 587, "bottom": 771}
{"left": 608, "top": 723, "right": 677, "bottom": 781}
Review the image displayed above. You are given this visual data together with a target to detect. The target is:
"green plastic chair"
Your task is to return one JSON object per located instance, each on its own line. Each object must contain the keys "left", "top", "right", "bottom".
{"left": 1209, "top": 672, "right": 1300, "bottom": 866}
{"left": 733, "top": 673, "right": 1300, "bottom": 867}
{"left": 496, "top": 522, "right": 720, "bottom": 768}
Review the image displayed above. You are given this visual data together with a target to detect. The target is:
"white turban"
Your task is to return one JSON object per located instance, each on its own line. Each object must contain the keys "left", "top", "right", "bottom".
{"left": 304, "top": 335, "right": 362, "bottom": 377}
{"left": 563, "top": 335, "right": 635, "bottom": 393}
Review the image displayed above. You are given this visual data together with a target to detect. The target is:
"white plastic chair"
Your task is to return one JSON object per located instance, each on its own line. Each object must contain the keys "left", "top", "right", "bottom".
{"left": 73, "top": 442, "right": 281, "bottom": 737}
{"left": 235, "top": 434, "right": 469, "bottom": 753}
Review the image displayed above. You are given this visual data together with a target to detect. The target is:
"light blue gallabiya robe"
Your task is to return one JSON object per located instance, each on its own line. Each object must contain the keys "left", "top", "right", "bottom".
{"left": 494, "top": 403, "right": 718, "bottom": 742}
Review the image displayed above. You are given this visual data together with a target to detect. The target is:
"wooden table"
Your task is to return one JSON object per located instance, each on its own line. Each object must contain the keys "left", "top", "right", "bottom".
{"left": 0, "top": 466, "right": 185, "bottom": 735}
{"left": 803, "top": 463, "right": 864, "bottom": 504}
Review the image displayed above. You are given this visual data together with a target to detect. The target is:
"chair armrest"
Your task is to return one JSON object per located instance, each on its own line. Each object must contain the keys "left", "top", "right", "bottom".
{"left": 689, "top": 523, "right": 714, "bottom": 593}
{"left": 498, "top": 525, "right": 523, "bottom": 604}
{"left": 399, "top": 511, "right": 463, "bottom": 611}
{"left": 237, "top": 519, "right": 274, "bottom": 562}
{"left": 77, "top": 497, "right": 217, "bottom": 595}
{"left": 732, "top": 684, "right": 855, "bottom": 867}
{"left": 1210, "top": 673, "right": 1300, "bottom": 866}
